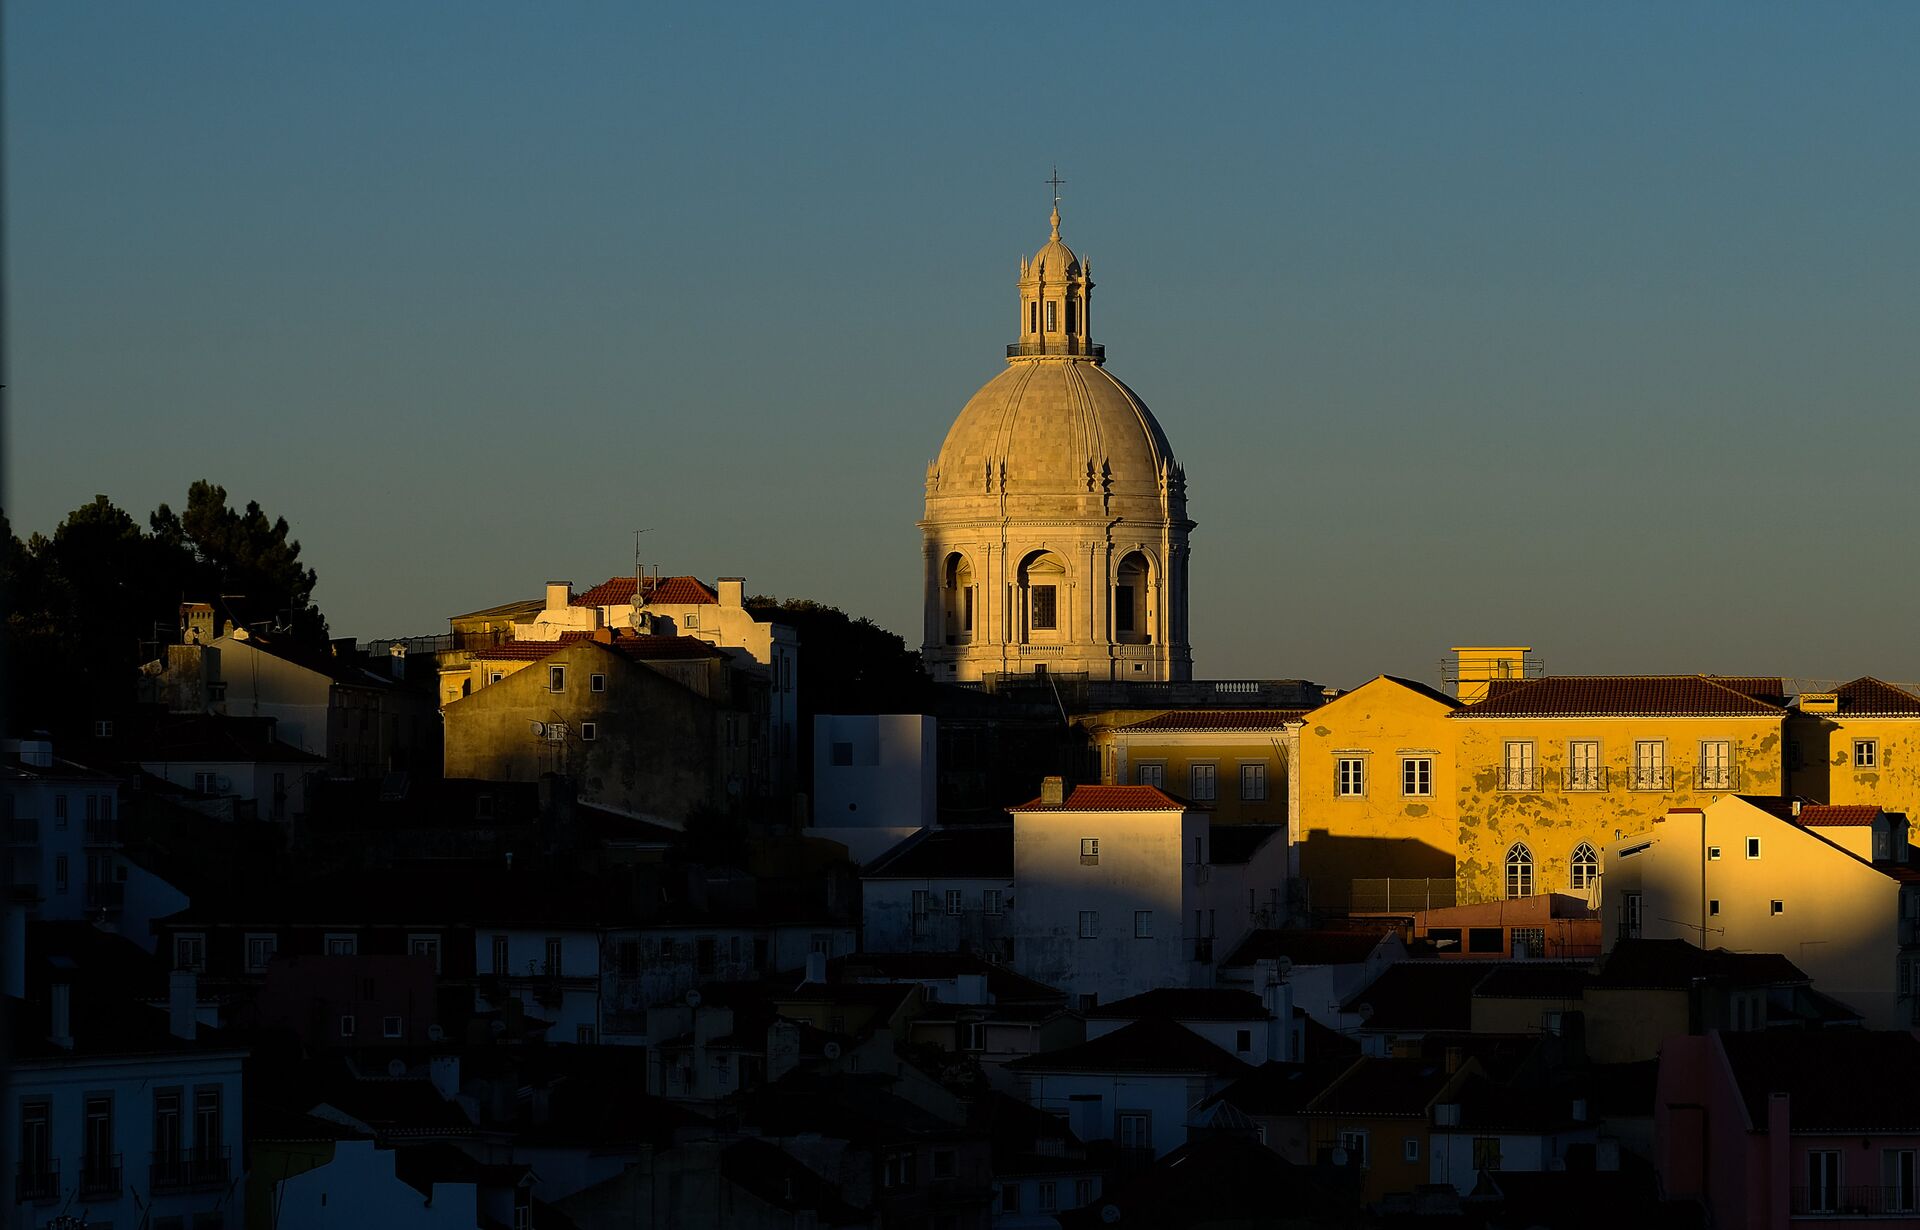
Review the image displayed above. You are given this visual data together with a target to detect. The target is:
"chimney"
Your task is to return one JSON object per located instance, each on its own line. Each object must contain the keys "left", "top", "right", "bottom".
{"left": 717, "top": 578, "right": 745, "bottom": 609}
{"left": 49, "top": 981, "right": 73, "bottom": 1049}
{"left": 169, "top": 969, "right": 198, "bottom": 1041}
{"left": 1041, "top": 775, "right": 1067, "bottom": 806}
{"left": 804, "top": 950, "right": 828, "bottom": 986}
{"left": 545, "top": 580, "right": 572, "bottom": 612}
{"left": 1791, "top": 799, "right": 1803, "bottom": 817}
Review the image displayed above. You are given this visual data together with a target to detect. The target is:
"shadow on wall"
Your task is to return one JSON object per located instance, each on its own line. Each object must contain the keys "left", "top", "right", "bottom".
{"left": 1300, "top": 831, "right": 1458, "bottom": 915}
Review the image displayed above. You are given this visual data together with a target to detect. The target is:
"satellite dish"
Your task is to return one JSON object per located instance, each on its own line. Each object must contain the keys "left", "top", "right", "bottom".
{"left": 530, "top": 721, "right": 547, "bottom": 737}
{"left": 387, "top": 1059, "right": 408, "bottom": 1077}
{"left": 1331, "top": 1147, "right": 1350, "bottom": 1167}
{"left": 1101, "top": 1205, "right": 1122, "bottom": 1224}
{"left": 427, "top": 1024, "right": 444, "bottom": 1042}
{"left": 823, "top": 1041, "right": 842, "bottom": 1060}
{"left": 685, "top": 989, "right": 703, "bottom": 1009}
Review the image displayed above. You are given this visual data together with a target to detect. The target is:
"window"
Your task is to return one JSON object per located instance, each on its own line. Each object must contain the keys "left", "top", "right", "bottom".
{"left": 1806, "top": 1150, "right": 1841, "bottom": 1212}
{"left": 1002, "top": 1183, "right": 1022, "bottom": 1213}
{"left": 963, "top": 587, "right": 974, "bottom": 632}
{"left": 54, "top": 795, "right": 67, "bottom": 828}
{"left": 1404, "top": 1138, "right": 1420, "bottom": 1163}
{"left": 340, "top": 1015, "right": 357, "bottom": 1037}
{"left": 1190, "top": 763, "right": 1216, "bottom": 801}
{"left": 1699, "top": 740, "right": 1733, "bottom": 789}
{"left": 83, "top": 1094, "right": 113, "bottom": 1178}
{"left": 489, "top": 671, "right": 504, "bottom": 684}
{"left": 545, "top": 937, "right": 563, "bottom": 976}
{"left": 945, "top": 889, "right": 964, "bottom": 915}
{"left": 590, "top": 672, "right": 606, "bottom": 693}
{"left": 408, "top": 934, "right": 442, "bottom": 973}
{"left": 1504, "top": 843, "right": 1534, "bottom": 899}
{"left": 1402, "top": 757, "right": 1432, "bottom": 797}
{"left": 1569, "top": 843, "right": 1599, "bottom": 891}
{"left": 491, "top": 935, "right": 510, "bottom": 973}
{"left": 1235, "top": 1028, "right": 1252, "bottom": 1052}
{"left": 577, "top": 1025, "right": 597, "bottom": 1045}
{"left": 1114, "top": 585, "right": 1134, "bottom": 633}
{"left": 325, "top": 933, "right": 358, "bottom": 957}
{"left": 548, "top": 665, "right": 566, "bottom": 692}
{"left": 1885, "top": 1149, "right": 1916, "bottom": 1212}
{"left": 1708, "top": 845, "right": 1721, "bottom": 860}
{"left": 1078, "top": 911, "right": 1099, "bottom": 939}
{"left": 383, "top": 1015, "right": 404, "bottom": 1038}
{"left": 1045, "top": 300, "right": 1058, "bottom": 332}
{"left": 830, "top": 741, "right": 854, "bottom": 767}
{"left": 1137, "top": 763, "right": 1164, "bottom": 788}
{"left": 963, "top": 1021, "right": 986, "bottom": 1051}
{"left": 982, "top": 889, "right": 1004, "bottom": 915}
{"left": 1337, "top": 1129, "right": 1369, "bottom": 1168}
{"left": 911, "top": 889, "right": 931, "bottom": 918}
{"left": 1621, "top": 891, "right": 1643, "bottom": 939}
{"left": 616, "top": 940, "right": 640, "bottom": 977}
{"left": 1031, "top": 585, "right": 1057, "bottom": 630}
{"left": 1080, "top": 837, "right": 1100, "bottom": 866}
{"left": 1427, "top": 927, "right": 1462, "bottom": 951}
{"left": 1239, "top": 762, "right": 1267, "bottom": 801}
{"left": 1038, "top": 1180, "right": 1059, "bottom": 1212}
{"left": 1134, "top": 910, "right": 1152, "bottom": 939}
{"left": 1336, "top": 757, "right": 1366, "bottom": 797}
{"left": 1468, "top": 927, "right": 1505, "bottom": 954}
{"left": 1076, "top": 1177, "right": 1095, "bottom": 1207}
{"left": 54, "top": 854, "right": 68, "bottom": 893}
{"left": 1709, "top": 899, "right": 1720, "bottom": 916}
{"left": 882, "top": 1149, "right": 917, "bottom": 1189}
{"left": 1472, "top": 1137, "right": 1502, "bottom": 1171}
{"left": 174, "top": 933, "right": 206, "bottom": 972}
{"left": 1771, "top": 899, "right": 1785, "bottom": 915}
{"left": 1632, "top": 740, "right": 1668, "bottom": 790}
{"left": 1567, "top": 740, "right": 1602, "bottom": 791}
{"left": 1502, "top": 741, "right": 1537, "bottom": 791}
{"left": 1511, "top": 927, "right": 1546, "bottom": 958}
{"left": 1118, "top": 1112, "right": 1152, "bottom": 1153}
{"left": 1856, "top": 739, "right": 1879, "bottom": 769}
{"left": 580, "top": 722, "right": 597, "bottom": 742}
{"left": 245, "top": 933, "right": 278, "bottom": 973}
{"left": 1746, "top": 837, "right": 1761, "bottom": 859}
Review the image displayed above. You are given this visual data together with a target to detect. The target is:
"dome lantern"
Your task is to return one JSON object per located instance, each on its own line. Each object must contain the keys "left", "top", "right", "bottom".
{"left": 1014, "top": 202, "right": 1098, "bottom": 360}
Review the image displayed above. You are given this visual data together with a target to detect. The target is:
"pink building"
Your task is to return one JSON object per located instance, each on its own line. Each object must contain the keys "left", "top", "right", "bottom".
{"left": 1657, "top": 1029, "right": 1920, "bottom": 1228}
{"left": 253, "top": 954, "right": 436, "bottom": 1049}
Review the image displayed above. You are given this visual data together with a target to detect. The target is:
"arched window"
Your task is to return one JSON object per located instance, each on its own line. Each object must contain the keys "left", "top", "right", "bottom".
{"left": 1114, "top": 551, "right": 1151, "bottom": 645}
{"left": 1018, "top": 551, "right": 1067, "bottom": 638}
{"left": 1505, "top": 843, "right": 1534, "bottom": 899}
{"left": 1569, "top": 843, "right": 1599, "bottom": 891}
{"left": 942, "top": 553, "right": 975, "bottom": 644}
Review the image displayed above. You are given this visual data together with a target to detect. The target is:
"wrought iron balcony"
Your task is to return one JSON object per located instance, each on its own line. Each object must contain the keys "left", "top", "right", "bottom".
{"left": 1562, "top": 767, "right": 1609, "bottom": 792}
{"left": 150, "top": 1145, "right": 229, "bottom": 1193}
{"left": 14, "top": 1159, "right": 58, "bottom": 1202}
{"left": 1694, "top": 766, "right": 1739, "bottom": 791}
{"left": 1007, "top": 340, "right": 1103, "bottom": 360}
{"left": 78, "top": 1153, "right": 122, "bottom": 1198}
{"left": 1498, "top": 767, "right": 1540, "bottom": 792}
{"left": 1792, "top": 1185, "right": 1919, "bottom": 1215}
{"left": 1629, "top": 766, "right": 1674, "bottom": 791}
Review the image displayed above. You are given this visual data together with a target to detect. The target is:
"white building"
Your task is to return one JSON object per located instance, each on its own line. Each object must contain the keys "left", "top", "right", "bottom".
{"left": 861, "top": 825, "right": 1013, "bottom": 956}
{"left": 1008, "top": 780, "right": 1288, "bottom": 1006}
{"left": 473, "top": 926, "right": 604, "bottom": 1045}
{"left": 1085, "top": 986, "right": 1300, "bottom": 1066}
{"left": 812, "top": 713, "right": 936, "bottom": 860}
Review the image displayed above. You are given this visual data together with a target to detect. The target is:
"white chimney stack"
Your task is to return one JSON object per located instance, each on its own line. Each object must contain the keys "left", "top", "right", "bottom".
{"left": 169, "top": 969, "right": 198, "bottom": 1041}
{"left": 717, "top": 577, "right": 745, "bottom": 609}
{"left": 545, "top": 581, "right": 573, "bottom": 612}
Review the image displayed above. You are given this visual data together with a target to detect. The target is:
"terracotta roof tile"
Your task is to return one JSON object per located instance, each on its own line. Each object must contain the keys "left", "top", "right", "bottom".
{"left": 469, "top": 634, "right": 724, "bottom": 663}
{"left": 1798, "top": 804, "right": 1881, "bottom": 827}
{"left": 1117, "top": 710, "right": 1309, "bottom": 732}
{"left": 1010, "top": 784, "right": 1187, "bottom": 812}
{"left": 1455, "top": 675, "right": 1785, "bottom": 718}
{"left": 1708, "top": 677, "right": 1789, "bottom": 706}
{"left": 572, "top": 575, "right": 718, "bottom": 608}
{"left": 1830, "top": 677, "right": 1920, "bottom": 715}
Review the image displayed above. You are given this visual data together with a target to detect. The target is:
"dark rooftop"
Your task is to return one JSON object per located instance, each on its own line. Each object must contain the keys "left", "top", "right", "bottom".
{"left": 1007, "top": 1017, "right": 1250, "bottom": 1078}
{"left": 1473, "top": 962, "right": 1596, "bottom": 1000}
{"left": 1593, "top": 939, "right": 1807, "bottom": 990}
{"left": 862, "top": 824, "right": 1011, "bottom": 879}
{"left": 1086, "top": 987, "right": 1270, "bottom": 1022}
{"left": 1221, "top": 928, "right": 1393, "bottom": 968}
{"left": 1340, "top": 961, "right": 1518, "bottom": 1032}
{"left": 1306, "top": 1055, "right": 1455, "bottom": 1118}
{"left": 1719, "top": 1030, "right": 1920, "bottom": 1132}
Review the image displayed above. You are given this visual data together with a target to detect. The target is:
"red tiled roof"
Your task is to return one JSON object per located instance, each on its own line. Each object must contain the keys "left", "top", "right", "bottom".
{"left": 1010, "top": 784, "right": 1187, "bottom": 812}
{"left": 469, "top": 633, "right": 595, "bottom": 661}
{"left": 1709, "top": 677, "right": 1789, "bottom": 706}
{"left": 467, "top": 633, "right": 724, "bottom": 663}
{"left": 1798, "top": 804, "right": 1880, "bottom": 827}
{"left": 1453, "top": 675, "right": 1785, "bottom": 718}
{"left": 1830, "top": 677, "right": 1920, "bottom": 715}
{"left": 1117, "top": 710, "right": 1308, "bottom": 732}
{"left": 572, "top": 575, "right": 718, "bottom": 608}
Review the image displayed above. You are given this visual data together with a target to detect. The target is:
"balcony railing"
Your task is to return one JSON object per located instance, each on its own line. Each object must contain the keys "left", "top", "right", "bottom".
{"left": 151, "top": 1146, "right": 230, "bottom": 1193}
{"left": 1695, "top": 766, "right": 1739, "bottom": 791}
{"left": 14, "top": 1159, "right": 58, "bottom": 1202}
{"left": 6, "top": 817, "right": 39, "bottom": 844}
{"left": 1562, "top": 767, "right": 1609, "bottom": 793}
{"left": 1629, "top": 766, "right": 1674, "bottom": 791}
{"left": 78, "top": 1153, "right": 123, "bottom": 1198}
{"left": 1499, "top": 767, "right": 1540, "bottom": 792}
{"left": 1007, "top": 340, "right": 1104, "bottom": 360}
{"left": 1792, "top": 1185, "right": 1919, "bottom": 1216}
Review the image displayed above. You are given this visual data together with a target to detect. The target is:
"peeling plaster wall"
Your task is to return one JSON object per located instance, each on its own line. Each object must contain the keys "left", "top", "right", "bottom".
{"left": 1788, "top": 713, "right": 1920, "bottom": 821}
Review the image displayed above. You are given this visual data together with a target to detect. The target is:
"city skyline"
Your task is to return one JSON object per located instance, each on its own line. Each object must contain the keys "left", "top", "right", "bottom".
{"left": 10, "top": 4, "right": 1920, "bottom": 688}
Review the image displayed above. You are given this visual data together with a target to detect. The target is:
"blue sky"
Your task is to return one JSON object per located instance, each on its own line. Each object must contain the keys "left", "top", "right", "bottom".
{"left": 8, "top": 4, "right": 1918, "bottom": 688}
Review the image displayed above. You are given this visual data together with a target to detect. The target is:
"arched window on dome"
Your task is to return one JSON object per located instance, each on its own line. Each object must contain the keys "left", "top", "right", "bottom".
{"left": 1018, "top": 551, "right": 1068, "bottom": 642}
{"left": 1569, "top": 842, "right": 1599, "bottom": 892}
{"left": 1505, "top": 842, "right": 1534, "bottom": 900}
{"left": 942, "top": 553, "right": 975, "bottom": 646}
{"left": 1114, "top": 552, "right": 1151, "bottom": 646}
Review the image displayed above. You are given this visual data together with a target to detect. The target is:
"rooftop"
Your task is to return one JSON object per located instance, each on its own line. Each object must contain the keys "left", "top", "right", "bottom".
{"left": 1007, "top": 1017, "right": 1250, "bottom": 1078}
{"left": 862, "top": 824, "right": 1012, "bottom": 879}
{"left": 572, "top": 575, "right": 720, "bottom": 608}
{"left": 1719, "top": 1029, "right": 1920, "bottom": 1133}
{"left": 1473, "top": 962, "right": 1596, "bottom": 1000}
{"left": 1115, "top": 709, "right": 1309, "bottom": 732}
{"left": 1454, "top": 675, "right": 1786, "bottom": 718}
{"left": 1010, "top": 784, "right": 1188, "bottom": 812}
{"left": 1827, "top": 676, "right": 1920, "bottom": 716}
{"left": 1340, "top": 961, "right": 1517, "bottom": 1032}
{"left": 1593, "top": 939, "right": 1807, "bottom": 990}
{"left": 1305, "top": 1055, "right": 1455, "bottom": 1118}
{"left": 1201, "top": 1060, "right": 1352, "bottom": 1117}
{"left": 1220, "top": 928, "right": 1394, "bottom": 968}
{"left": 1086, "top": 987, "right": 1270, "bottom": 1022}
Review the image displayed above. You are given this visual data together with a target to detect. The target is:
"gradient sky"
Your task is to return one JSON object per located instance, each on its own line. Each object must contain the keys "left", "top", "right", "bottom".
{"left": 8, "top": 4, "right": 1919, "bottom": 690}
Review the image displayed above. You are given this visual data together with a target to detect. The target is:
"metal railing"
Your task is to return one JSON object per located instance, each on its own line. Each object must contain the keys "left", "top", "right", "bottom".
{"left": 78, "top": 1153, "right": 122, "bottom": 1198}
{"left": 1792, "top": 1185, "right": 1918, "bottom": 1215}
{"left": 1499, "top": 767, "right": 1540, "bottom": 792}
{"left": 1563, "top": 767, "right": 1608, "bottom": 792}
{"left": 1351, "top": 877, "right": 1458, "bottom": 912}
{"left": 14, "top": 1159, "right": 58, "bottom": 1202}
{"left": 1695, "top": 766, "right": 1739, "bottom": 791}
{"left": 1007, "top": 340, "right": 1104, "bottom": 360}
{"left": 1629, "top": 766, "right": 1674, "bottom": 791}
{"left": 150, "top": 1146, "right": 229, "bottom": 1193}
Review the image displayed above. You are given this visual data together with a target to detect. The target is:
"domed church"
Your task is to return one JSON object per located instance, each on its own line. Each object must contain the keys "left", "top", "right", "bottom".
{"left": 920, "top": 200, "right": 1194, "bottom": 683}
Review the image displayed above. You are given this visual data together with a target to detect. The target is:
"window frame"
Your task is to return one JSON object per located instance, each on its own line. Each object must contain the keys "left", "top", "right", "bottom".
{"left": 1189, "top": 762, "right": 1217, "bottom": 802}
{"left": 1336, "top": 757, "right": 1366, "bottom": 798}
{"left": 1080, "top": 837, "right": 1100, "bottom": 866}
{"left": 1401, "top": 756, "right": 1432, "bottom": 797}
{"left": 1566, "top": 739, "right": 1603, "bottom": 791}
{"left": 1136, "top": 762, "right": 1165, "bottom": 788}
{"left": 1504, "top": 843, "right": 1534, "bottom": 900}
{"left": 1133, "top": 910, "right": 1152, "bottom": 939}
{"left": 1078, "top": 910, "right": 1099, "bottom": 939}
{"left": 1030, "top": 584, "right": 1058, "bottom": 631}
{"left": 174, "top": 933, "right": 207, "bottom": 973}
{"left": 1856, "top": 739, "right": 1880, "bottom": 770}
{"left": 1239, "top": 761, "right": 1268, "bottom": 801}
{"left": 589, "top": 672, "right": 606, "bottom": 693}
{"left": 407, "top": 933, "right": 442, "bottom": 974}
{"left": 1569, "top": 842, "right": 1599, "bottom": 892}
{"left": 548, "top": 665, "right": 566, "bottom": 692}
{"left": 244, "top": 932, "right": 278, "bottom": 974}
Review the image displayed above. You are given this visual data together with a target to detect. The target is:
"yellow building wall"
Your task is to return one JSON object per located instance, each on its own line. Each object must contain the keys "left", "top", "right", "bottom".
{"left": 1308, "top": 1116, "right": 1430, "bottom": 1203}
{"left": 1296, "top": 678, "right": 1461, "bottom": 911}
{"left": 1788, "top": 713, "right": 1920, "bottom": 821}
{"left": 1093, "top": 726, "right": 1291, "bottom": 825}
{"left": 1451, "top": 716, "right": 1783, "bottom": 904}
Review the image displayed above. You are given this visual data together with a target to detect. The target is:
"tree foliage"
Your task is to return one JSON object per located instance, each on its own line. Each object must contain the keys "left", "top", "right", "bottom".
{"left": 1, "top": 483, "right": 329, "bottom": 737}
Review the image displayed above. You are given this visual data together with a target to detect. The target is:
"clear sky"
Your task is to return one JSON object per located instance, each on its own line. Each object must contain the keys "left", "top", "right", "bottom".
{"left": 8, "top": 4, "right": 1918, "bottom": 690}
